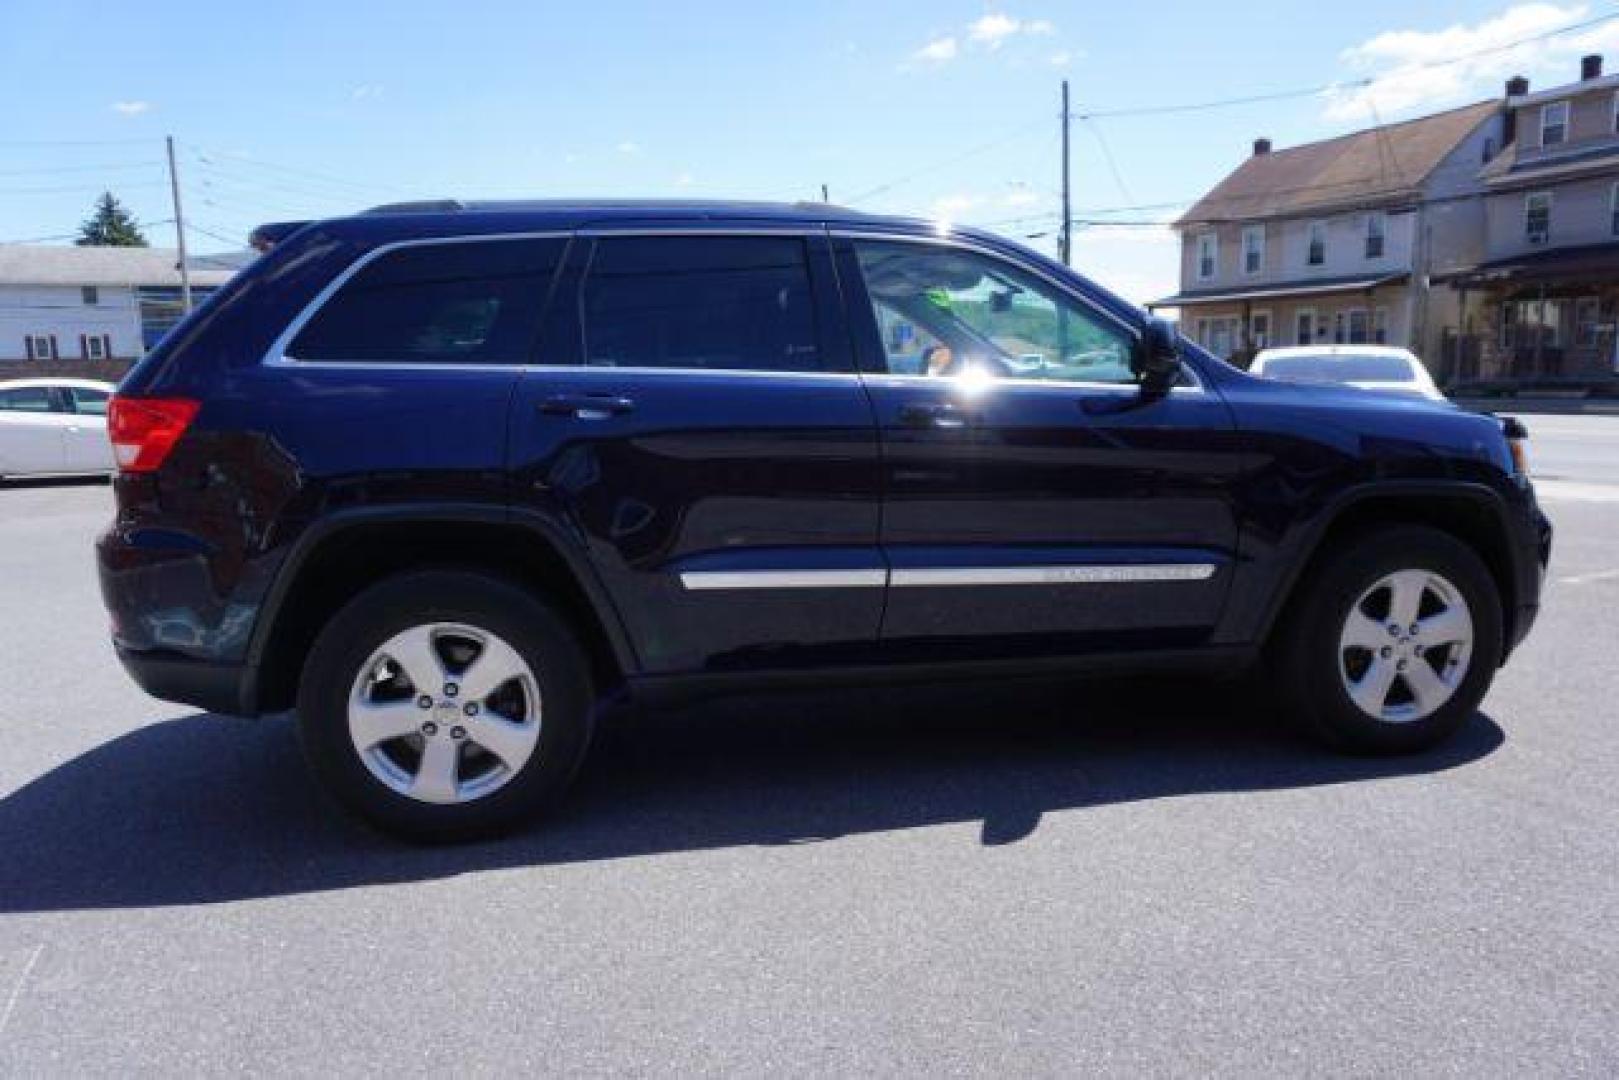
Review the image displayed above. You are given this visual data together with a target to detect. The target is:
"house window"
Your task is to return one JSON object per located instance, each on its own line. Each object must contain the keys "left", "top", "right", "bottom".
{"left": 1576, "top": 297, "right": 1601, "bottom": 347}
{"left": 1540, "top": 101, "right": 1569, "bottom": 147}
{"left": 1241, "top": 225, "right": 1264, "bottom": 275}
{"left": 1373, "top": 307, "right": 1388, "bottom": 345}
{"left": 24, "top": 334, "right": 56, "bottom": 360}
{"left": 82, "top": 334, "right": 110, "bottom": 360}
{"left": 1347, "top": 309, "right": 1370, "bottom": 344}
{"left": 1306, "top": 221, "right": 1326, "bottom": 266}
{"left": 1295, "top": 309, "right": 1316, "bottom": 345}
{"left": 1503, "top": 299, "right": 1564, "bottom": 349}
{"left": 1196, "top": 234, "right": 1217, "bottom": 280}
{"left": 1250, "top": 310, "right": 1271, "bottom": 350}
{"left": 1364, "top": 213, "right": 1386, "bottom": 259}
{"left": 1195, "top": 317, "right": 1210, "bottom": 346}
{"left": 81, "top": 286, "right": 99, "bottom": 306}
{"left": 1526, "top": 191, "right": 1552, "bottom": 245}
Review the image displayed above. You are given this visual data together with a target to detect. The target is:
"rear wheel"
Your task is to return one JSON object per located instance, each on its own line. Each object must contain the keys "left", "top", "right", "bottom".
{"left": 297, "top": 570, "right": 594, "bottom": 841}
{"left": 1275, "top": 525, "right": 1502, "bottom": 754}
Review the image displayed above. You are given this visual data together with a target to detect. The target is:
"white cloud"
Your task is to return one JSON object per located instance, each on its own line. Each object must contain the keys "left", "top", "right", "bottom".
{"left": 1048, "top": 50, "right": 1073, "bottom": 67}
{"left": 675, "top": 171, "right": 695, "bottom": 187}
{"left": 110, "top": 101, "right": 150, "bottom": 116}
{"left": 913, "top": 36, "right": 958, "bottom": 63}
{"left": 1026, "top": 19, "right": 1056, "bottom": 35}
{"left": 350, "top": 84, "right": 383, "bottom": 101}
{"left": 931, "top": 192, "right": 982, "bottom": 218}
{"left": 1002, "top": 189, "right": 1043, "bottom": 207}
{"left": 1325, "top": 3, "right": 1619, "bottom": 121}
{"left": 968, "top": 14, "right": 1022, "bottom": 48}
{"left": 617, "top": 141, "right": 641, "bottom": 155}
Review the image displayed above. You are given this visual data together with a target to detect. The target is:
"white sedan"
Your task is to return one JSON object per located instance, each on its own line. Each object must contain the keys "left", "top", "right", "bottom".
{"left": 1248, "top": 346, "right": 1445, "bottom": 401}
{"left": 0, "top": 378, "right": 117, "bottom": 479}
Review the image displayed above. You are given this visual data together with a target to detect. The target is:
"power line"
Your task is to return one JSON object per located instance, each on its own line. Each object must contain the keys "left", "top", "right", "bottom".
{"left": 1070, "top": 9, "right": 1619, "bottom": 121}
{"left": 844, "top": 118, "right": 1048, "bottom": 206}
{"left": 0, "top": 162, "right": 163, "bottom": 178}
{"left": 0, "top": 180, "right": 167, "bottom": 196}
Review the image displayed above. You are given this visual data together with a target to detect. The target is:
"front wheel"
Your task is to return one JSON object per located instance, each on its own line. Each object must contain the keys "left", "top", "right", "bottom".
{"left": 1275, "top": 525, "right": 1503, "bottom": 754}
{"left": 297, "top": 570, "right": 595, "bottom": 841}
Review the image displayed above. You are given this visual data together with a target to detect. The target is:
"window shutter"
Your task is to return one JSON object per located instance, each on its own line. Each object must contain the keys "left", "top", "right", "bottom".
{"left": 24, "top": 336, "right": 34, "bottom": 360}
{"left": 103, "top": 334, "right": 112, "bottom": 359}
{"left": 80, "top": 334, "right": 89, "bottom": 359}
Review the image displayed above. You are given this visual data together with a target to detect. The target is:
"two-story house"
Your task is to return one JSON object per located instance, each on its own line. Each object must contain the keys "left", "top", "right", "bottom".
{"left": 0, "top": 245, "right": 239, "bottom": 381}
{"left": 1443, "top": 56, "right": 1619, "bottom": 385}
{"left": 1152, "top": 101, "right": 1503, "bottom": 368}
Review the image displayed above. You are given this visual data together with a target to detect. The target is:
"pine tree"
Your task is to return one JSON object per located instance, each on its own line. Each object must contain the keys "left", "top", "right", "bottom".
{"left": 76, "top": 192, "right": 149, "bottom": 247}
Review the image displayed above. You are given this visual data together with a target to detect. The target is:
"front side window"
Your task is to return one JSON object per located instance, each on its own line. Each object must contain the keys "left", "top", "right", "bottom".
{"left": 854, "top": 241, "right": 1136, "bottom": 385}
{"left": 288, "top": 237, "right": 566, "bottom": 363}
{"left": 1541, "top": 101, "right": 1569, "bottom": 147}
{"left": 1196, "top": 234, "right": 1217, "bottom": 280}
{"left": 1364, "top": 213, "right": 1386, "bottom": 259}
{"left": 1526, "top": 192, "right": 1552, "bottom": 244}
{"left": 580, "top": 236, "right": 821, "bottom": 373}
{"left": 1306, "top": 221, "right": 1326, "bottom": 266}
{"left": 1242, "top": 225, "right": 1264, "bottom": 274}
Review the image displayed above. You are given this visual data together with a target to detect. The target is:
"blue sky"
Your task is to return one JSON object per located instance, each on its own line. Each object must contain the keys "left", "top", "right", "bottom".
{"left": 2, "top": 1, "right": 1616, "bottom": 302}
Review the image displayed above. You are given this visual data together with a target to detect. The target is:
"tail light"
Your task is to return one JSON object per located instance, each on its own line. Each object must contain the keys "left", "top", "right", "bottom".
{"left": 107, "top": 396, "right": 200, "bottom": 473}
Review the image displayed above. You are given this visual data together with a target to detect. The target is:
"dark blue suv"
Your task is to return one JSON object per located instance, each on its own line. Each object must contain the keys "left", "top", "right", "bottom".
{"left": 98, "top": 200, "right": 1551, "bottom": 839}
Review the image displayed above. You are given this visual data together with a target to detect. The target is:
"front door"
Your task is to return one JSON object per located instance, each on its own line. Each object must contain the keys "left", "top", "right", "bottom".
{"left": 837, "top": 236, "right": 1241, "bottom": 660}
{"left": 508, "top": 229, "right": 884, "bottom": 675}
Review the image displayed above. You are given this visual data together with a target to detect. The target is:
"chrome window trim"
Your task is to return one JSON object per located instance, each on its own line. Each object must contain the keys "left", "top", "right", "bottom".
{"left": 830, "top": 228, "right": 1207, "bottom": 394}
{"left": 263, "top": 230, "right": 574, "bottom": 369}
{"left": 679, "top": 563, "right": 1217, "bottom": 590}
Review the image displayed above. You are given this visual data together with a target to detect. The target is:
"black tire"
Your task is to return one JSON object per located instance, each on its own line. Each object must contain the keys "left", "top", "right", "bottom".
{"left": 1274, "top": 525, "right": 1502, "bottom": 755}
{"left": 297, "top": 570, "right": 595, "bottom": 841}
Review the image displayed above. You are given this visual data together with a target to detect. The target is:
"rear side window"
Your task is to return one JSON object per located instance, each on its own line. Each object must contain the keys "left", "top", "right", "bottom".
{"left": 579, "top": 235, "right": 821, "bottom": 372}
{"left": 287, "top": 237, "right": 565, "bottom": 363}
{"left": 68, "top": 387, "right": 110, "bottom": 415}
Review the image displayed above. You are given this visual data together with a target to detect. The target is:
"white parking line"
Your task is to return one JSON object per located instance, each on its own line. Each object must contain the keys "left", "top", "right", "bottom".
{"left": 1534, "top": 480, "right": 1619, "bottom": 503}
{"left": 1557, "top": 568, "right": 1619, "bottom": 586}
{"left": 0, "top": 944, "right": 43, "bottom": 1041}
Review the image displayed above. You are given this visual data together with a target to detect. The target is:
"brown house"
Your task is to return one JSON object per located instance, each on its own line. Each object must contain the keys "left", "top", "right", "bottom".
{"left": 1153, "top": 101, "right": 1503, "bottom": 370}
{"left": 1442, "top": 56, "right": 1619, "bottom": 387}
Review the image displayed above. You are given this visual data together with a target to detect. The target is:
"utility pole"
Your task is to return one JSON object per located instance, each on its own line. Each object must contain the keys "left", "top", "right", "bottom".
{"left": 821, "top": 183, "right": 830, "bottom": 203}
{"left": 165, "top": 135, "right": 192, "bottom": 314}
{"left": 1059, "top": 80, "right": 1072, "bottom": 266}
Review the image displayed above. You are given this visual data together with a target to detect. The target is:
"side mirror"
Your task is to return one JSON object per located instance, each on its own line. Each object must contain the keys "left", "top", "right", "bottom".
{"left": 1134, "top": 316, "right": 1183, "bottom": 393}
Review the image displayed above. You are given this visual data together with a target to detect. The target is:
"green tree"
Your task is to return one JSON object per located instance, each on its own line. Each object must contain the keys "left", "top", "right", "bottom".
{"left": 75, "top": 192, "right": 149, "bottom": 247}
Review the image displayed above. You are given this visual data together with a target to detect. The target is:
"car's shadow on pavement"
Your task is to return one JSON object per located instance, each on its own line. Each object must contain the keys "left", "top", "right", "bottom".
{"left": 0, "top": 678, "right": 1504, "bottom": 912}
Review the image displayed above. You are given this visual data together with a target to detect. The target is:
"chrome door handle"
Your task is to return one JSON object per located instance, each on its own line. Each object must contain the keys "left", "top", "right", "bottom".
{"left": 539, "top": 394, "right": 636, "bottom": 420}
{"left": 899, "top": 403, "right": 969, "bottom": 429}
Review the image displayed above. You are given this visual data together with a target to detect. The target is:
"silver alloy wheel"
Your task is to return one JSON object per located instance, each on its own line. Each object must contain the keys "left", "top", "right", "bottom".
{"left": 347, "top": 622, "right": 542, "bottom": 804}
{"left": 1338, "top": 570, "right": 1474, "bottom": 723}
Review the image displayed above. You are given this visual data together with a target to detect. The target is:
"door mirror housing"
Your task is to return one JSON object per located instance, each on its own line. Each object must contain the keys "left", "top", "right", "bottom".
{"left": 1134, "top": 316, "right": 1184, "bottom": 393}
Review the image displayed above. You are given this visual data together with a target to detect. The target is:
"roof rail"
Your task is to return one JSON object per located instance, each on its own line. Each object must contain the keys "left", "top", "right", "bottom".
{"left": 363, "top": 199, "right": 467, "bottom": 215}
{"left": 248, "top": 220, "right": 313, "bottom": 253}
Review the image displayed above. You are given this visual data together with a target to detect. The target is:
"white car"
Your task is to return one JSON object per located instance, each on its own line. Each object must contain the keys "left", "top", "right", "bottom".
{"left": 1248, "top": 346, "right": 1445, "bottom": 401}
{"left": 0, "top": 378, "right": 117, "bottom": 479}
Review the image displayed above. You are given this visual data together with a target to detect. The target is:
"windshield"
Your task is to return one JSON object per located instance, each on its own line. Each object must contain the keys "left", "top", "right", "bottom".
{"left": 1258, "top": 354, "right": 1417, "bottom": 383}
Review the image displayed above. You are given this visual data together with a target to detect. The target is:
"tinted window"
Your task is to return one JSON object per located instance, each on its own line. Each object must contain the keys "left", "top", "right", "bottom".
{"left": 579, "top": 236, "right": 820, "bottom": 372}
{"left": 68, "top": 387, "right": 110, "bottom": 415}
{"left": 0, "top": 387, "right": 55, "bottom": 412}
{"left": 854, "top": 241, "right": 1136, "bottom": 384}
{"left": 1259, "top": 354, "right": 1416, "bottom": 382}
{"left": 288, "top": 238, "right": 565, "bottom": 363}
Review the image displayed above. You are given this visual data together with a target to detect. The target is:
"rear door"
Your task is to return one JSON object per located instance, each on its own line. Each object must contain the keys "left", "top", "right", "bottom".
{"left": 507, "top": 228, "right": 884, "bottom": 676}
{"left": 837, "top": 235, "right": 1241, "bottom": 659}
{"left": 0, "top": 386, "right": 69, "bottom": 475}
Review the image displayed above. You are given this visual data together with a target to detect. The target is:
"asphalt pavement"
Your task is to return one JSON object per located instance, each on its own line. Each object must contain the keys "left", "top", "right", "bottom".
{"left": 1, "top": 418, "right": 1616, "bottom": 1075}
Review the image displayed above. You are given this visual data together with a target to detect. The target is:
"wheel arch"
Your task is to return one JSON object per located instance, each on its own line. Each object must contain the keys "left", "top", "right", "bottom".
{"left": 247, "top": 505, "right": 637, "bottom": 715}
{"left": 1258, "top": 482, "right": 1521, "bottom": 657}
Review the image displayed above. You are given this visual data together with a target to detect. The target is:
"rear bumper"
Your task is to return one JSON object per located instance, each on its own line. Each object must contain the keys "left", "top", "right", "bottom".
{"left": 114, "top": 644, "right": 257, "bottom": 717}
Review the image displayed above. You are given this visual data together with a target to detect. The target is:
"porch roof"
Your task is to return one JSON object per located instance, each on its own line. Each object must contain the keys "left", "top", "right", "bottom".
{"left": 1148, "top": 272, "right": 1408, "bottom": 309}
{"left": 1443, "top": 241, "right": 1619, "bottom": 289}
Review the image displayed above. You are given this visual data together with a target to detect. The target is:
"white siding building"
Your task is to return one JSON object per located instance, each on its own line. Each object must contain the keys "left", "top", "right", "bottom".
{"left": 0, "top": 245, "right": 239, "bottom": 371}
